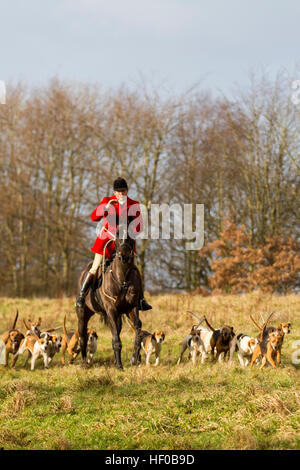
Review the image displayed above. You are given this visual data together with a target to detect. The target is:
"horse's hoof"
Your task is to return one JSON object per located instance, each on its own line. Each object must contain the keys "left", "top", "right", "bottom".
{"left": 130, "top": 356, "right": 138, "bottom": 366}
{"left": 130, "top": 355, "right": 135, "bottom": 365}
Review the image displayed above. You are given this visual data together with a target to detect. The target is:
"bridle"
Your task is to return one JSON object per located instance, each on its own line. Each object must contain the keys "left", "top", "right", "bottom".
{"left": 101, "top": 227, "right": 135, "bottom": 303}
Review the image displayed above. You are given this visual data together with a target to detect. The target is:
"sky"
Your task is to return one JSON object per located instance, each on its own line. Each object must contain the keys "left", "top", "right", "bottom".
{"left": 1, "top": 0, "right": 300, "bottom": 96}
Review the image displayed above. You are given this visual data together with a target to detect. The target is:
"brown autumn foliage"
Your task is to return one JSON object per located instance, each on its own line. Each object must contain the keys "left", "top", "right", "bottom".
{"left": 200, "top": 220, "right": 300, "bottom": 294}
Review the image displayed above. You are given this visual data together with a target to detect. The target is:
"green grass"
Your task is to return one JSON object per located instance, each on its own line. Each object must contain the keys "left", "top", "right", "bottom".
{"left": 0, "top": 292, "right": 299, "bottom": 450}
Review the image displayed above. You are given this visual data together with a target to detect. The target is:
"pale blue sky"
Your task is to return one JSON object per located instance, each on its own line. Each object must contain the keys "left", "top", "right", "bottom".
{"left": 1, "top": 0, "right": 299, "bottom": 94}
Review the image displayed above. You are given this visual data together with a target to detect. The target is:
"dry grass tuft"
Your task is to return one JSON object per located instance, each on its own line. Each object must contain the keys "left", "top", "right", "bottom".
{"left": 1, "top": 380, "right": 37, "bottom": 419}
{"left": 59, "top": 394, "right": 74, "bottom": 412}
{"left": 50, "top": 434, "right": 72, "bottom": 450}
{"left": 253, "top": 394, "right": 293, "bottom": 416}
{"left": 231, "top": 426, "right": 258, "bottom": 450}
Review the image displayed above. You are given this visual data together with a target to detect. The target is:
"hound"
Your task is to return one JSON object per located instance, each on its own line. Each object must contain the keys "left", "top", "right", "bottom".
{"left": 127, "top": 319, "right": 165, "bottom": 366}
{"left": 196, "top": 318, "right": 235, "bottom": 363}
{"left": 48, "top": 334, "right": 62, "bottom": 363}
{"left": 22, "top": 317, "right": 42, "bottom": 337}
{"left": 229, "top": 334, "right": 259, "bottom": 367}
{"left": 177, "top": 327, "right": 204, "bottom": 365}
{"left": 1, "top": 311, "right": 24, "bottom": 367}
{"left": 250, "top": 329, "right": 284, "bottom": 369}
{"left": 140, "top": 330, "right": 165, "bottom": 366}
{"left": 61, "top": 315, "right": 98, "bottom": 365}
{"left": 250, "top": 313, "right": 291, "bottom": 366}
{"left": 12, "top": 332, "right": 52, "bottom": 370}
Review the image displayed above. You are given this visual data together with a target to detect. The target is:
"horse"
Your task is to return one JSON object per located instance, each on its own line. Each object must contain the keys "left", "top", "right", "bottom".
{"left": 76, "top": 228, "right": 143, "bottom": 369}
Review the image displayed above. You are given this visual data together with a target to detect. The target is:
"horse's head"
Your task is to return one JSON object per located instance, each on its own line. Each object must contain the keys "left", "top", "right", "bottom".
{"left": 115, "top": 225, "right": 135, "bottom": 265}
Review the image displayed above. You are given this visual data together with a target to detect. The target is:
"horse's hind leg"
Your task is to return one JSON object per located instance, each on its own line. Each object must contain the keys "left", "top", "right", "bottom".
{"left": 76, "top": 305, "right": 94, "bottom": 367}
{"left": 128, "top": 307, "right": 142, "bottom": 366}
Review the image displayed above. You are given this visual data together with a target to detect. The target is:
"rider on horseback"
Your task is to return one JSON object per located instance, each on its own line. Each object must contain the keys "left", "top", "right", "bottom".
{"left": 76, "top": 177, "right": 152, "bottom": 311}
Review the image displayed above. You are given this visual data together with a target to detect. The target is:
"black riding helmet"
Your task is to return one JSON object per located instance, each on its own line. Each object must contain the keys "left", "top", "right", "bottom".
{"left": 113, "top": 177, "right": 128, "bottom": 191}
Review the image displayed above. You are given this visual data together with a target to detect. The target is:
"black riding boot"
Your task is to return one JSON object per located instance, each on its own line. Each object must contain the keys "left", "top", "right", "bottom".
{"left": 133, "top": 264, "right": 152, "bottom": 311}
{"left": 76, "top": 272, "right": 94, "bottom": 308}
{"left": 139, "top": 297, "right": 152, "bottom": 311}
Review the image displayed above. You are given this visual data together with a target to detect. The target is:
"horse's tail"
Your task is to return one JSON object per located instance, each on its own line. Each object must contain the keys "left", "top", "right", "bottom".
{"left": 12, "top": 310, "right": 19, "bottom": 330}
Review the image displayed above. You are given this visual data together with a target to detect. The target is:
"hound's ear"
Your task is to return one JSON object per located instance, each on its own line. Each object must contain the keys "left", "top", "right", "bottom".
{"left": 288, "top": 323, "right": 291, "bottom": 328}
{"left": 38, "top": 317, "right": 42, "bottom": 324}
{"left": 230, "top": 327, "right": 235, "bottom": 336}
{"left": 95, "top": 332, "right": 98, "bottom": 339}
{"left": 162, "top": 333, "right": 165, "bottom": 340}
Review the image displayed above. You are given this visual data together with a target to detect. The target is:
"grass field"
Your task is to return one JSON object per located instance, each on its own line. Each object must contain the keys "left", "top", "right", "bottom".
{"left": 0, "top": 292, "right": 299, "bottom": 450}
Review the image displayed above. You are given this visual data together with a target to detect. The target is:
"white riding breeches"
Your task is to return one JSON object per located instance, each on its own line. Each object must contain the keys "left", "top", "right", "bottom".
{"left": 89, "top": 253, "right": 103, "bottom": 275}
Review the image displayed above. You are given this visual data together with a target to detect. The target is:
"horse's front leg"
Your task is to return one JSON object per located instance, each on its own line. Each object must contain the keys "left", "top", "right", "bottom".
{"left": 108, "top": 311, "right": 123, "bottom": 370}
{"left": 76, "top": 305, "right": 94, "bottom": 367}
{"left": 128, "top": 307, "right": 142, "bottom": 366}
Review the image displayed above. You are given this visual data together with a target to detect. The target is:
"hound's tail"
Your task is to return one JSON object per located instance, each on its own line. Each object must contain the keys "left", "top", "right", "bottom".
{"left": 63, "top": 315, "right": 68, "bottom": 337}
{"left": 260, "top": 312, "right": 275, "bottom": 341}
{"left": 250, "top": 312, "right": 274, "bottom": 340}
{"left": 22, "top": 317, "right": 31, "bottom": 331}
{"left": 249, "top": 314, "right": 262, "bottom": 332}
{"left": 204, "top": 316, "right": 215, "bottom": 332}
{"left": 125, "top": 316, "right": 136, "bottom": 338}
{"left": 12, "top": 310, "right": 19, "bottom": 330}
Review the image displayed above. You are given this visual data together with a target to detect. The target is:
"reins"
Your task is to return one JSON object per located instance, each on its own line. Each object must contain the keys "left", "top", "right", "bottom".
{"left": 100, "top": 227, "right": 134, "bottom": 304}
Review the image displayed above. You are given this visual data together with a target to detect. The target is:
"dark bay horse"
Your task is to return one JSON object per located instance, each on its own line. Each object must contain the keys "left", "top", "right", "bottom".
{"left": 76, "top": 231, "right": 143, "bottom": 369}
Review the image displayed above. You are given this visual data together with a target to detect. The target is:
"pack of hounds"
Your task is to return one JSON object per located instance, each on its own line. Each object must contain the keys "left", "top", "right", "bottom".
{"left": 0, "top": 310, "right": 291, "bottom": 370}
{"left": 177, "top": 312, "right": 291, "bottom": 369}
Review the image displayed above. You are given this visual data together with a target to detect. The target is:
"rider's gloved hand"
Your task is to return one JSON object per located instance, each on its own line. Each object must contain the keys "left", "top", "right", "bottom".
{"left": 105, "top": 199, "right": 117, "bottom": 210}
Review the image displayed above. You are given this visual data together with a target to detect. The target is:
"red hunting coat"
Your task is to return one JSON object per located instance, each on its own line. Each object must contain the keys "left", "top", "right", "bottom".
{"left": 90, "top": 195, "right": 143, "bottom": 257}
